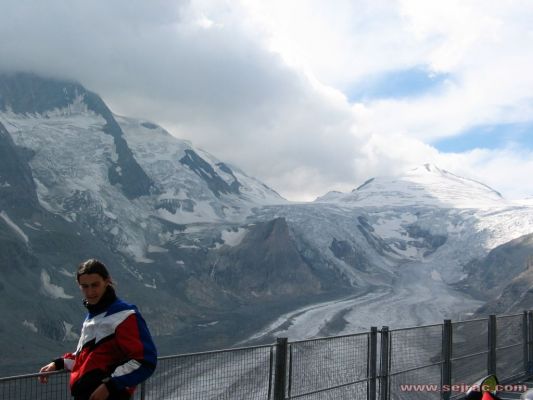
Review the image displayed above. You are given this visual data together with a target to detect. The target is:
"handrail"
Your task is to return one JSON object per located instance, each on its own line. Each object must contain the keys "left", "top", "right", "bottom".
{"left": 0, "top": 369, "right": 67, "bottom": 383}
{"left": 157, "top": 342, "right": 273, "bottom": 360}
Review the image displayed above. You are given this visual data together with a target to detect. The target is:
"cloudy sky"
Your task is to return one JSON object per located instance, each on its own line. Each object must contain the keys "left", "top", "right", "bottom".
{"left": 1, "top": 0, "right": 533, "bottom": 201}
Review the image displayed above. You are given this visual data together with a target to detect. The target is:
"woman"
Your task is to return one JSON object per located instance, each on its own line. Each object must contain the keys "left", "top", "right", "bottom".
{"left": 39, "top": 259, "right": 157, "bottom": 400}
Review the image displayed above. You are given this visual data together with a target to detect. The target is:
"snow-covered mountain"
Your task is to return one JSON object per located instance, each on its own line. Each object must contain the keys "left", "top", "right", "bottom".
{"left": 0, "top": 73, "right": 285, "bottom": 262}
{"left": 244, "top": 167, "right": 533, "bottom": 340}
{"left": 318, "top": 164, "right": 505, "bottom": 208}
{"left": 1, "top": 72, "right": 532, "bottom": 374}
{"left": 307, "top": 165, "right": 532, "bottom": 273}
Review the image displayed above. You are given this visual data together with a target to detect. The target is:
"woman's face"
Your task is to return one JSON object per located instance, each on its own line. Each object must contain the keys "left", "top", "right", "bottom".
{"left": 78, "top": 273, "right": 110, "bottom": 304}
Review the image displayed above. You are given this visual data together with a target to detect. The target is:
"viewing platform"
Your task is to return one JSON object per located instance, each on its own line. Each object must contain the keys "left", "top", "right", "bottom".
{"left": 2, "top": 311, "right": 533, "bottom": 399}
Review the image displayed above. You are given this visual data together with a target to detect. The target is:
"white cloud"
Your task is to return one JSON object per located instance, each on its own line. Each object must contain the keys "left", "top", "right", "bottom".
{"left": 436, "top": 148, "right": 533, "bottom": 201}
{"left": 1, "top": 0, "right": 532, "bottom": 201}
{"left": 239, "top": 0, "right": 427, "bottom": 87}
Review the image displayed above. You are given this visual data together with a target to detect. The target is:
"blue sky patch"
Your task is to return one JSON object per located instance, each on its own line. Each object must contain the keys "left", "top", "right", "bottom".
{"left": 434, "top": 122, "right": 533, "bottom": 153}
{"left": 347, "top": 66, "right": 450, "bottom": 102}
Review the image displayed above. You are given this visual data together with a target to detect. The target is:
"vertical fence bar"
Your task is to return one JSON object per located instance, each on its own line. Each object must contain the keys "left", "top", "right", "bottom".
{"left": 140, "top": 381, "right": 146, "bottom": 400}
{"left": 441, "top": 319, "right": 452, "bottom": 400}
{"left": 268, "top": 346, "right": 274, "bottom": 399}
{"left": 524, "top": 311, "right": 529, "bottom": 376}
{"left": 369, "top": 327, "right": 378, "bottom": 400}
{"left": 529, "top": 311, "right": 533, "bottom": 375}
{"left": 488, "top": 315, "right": 497, "bottom": 375}
{"left": 379, "top": 326, "right": 390, "bottom": 400}
{"left": 274, "top": 337, "right": 288, "bottom": 400}
{"left": 287, "top": 344, "right": 293, "bottom": 399}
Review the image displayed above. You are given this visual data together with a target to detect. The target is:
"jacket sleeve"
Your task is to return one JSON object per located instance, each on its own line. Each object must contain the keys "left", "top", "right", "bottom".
{"left": 53, "top": 353, "right": 76, "bottom": 371}
{"left": 107, "top": 312, "right": 157, "bottom": 392}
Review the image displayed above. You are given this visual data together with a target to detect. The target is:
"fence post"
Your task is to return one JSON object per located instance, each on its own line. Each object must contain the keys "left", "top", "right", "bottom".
{"left": 529, "top": 311, "right": 533, "bottom": 375}
{"left": 369, "top": 327, "right": 378, "bottom": 400}
{"left": 140, "top": 381, "right": 145, "bottom": 400}
{"left": 488, "top": 315, "right": 497, "bottom": 375}
{"left": 379, "top": 326, "right": 390, "bottom": 400}
{"left": 441, "top": 319, "right": 452, "bottom": 400}
{"left": 274, "top": 337, "right": 288, "bottom": 400}
{"left": 524, "top": 311, "right": 529, "bottom": 375}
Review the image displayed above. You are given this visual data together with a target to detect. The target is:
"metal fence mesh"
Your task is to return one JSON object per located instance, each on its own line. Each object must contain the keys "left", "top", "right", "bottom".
{"left": 0, "top": 372, "right": 70, "bottom": 400}
{"left": 388, "top": 324, "right": 443, "bottom": 398}
{"left": 140, "top": 346, "right": 273, "bottom": 400}
{"left": 496, "top": 314, "right": 524, "bottom": 381}
{"left": 451, "top": 319, "right": 489, "bottom": 386}
{"left": 288, "top": 333, "right": 369, "bottom": 399}
{"left": 496, "top": 345, "right": 523, "bottom": 382}
{"left": 389, "top": 325, "right": 443, "bottom": 375}
{"left": 451, "top": 352, "right": 486, "bottom": 394}
{"left": 389, "top": 364, "right": 441, "bottom": 400}
{"left": 287, "top": 381, "right": 367, "bottom": 400}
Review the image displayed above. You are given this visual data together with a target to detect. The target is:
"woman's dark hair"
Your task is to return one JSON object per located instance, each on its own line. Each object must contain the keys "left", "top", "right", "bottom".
{"left": 76, "top": 259, "right": 112, "bottom": 283}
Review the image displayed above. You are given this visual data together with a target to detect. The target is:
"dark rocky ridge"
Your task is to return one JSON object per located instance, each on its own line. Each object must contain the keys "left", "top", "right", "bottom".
{"left": 0, "top": 73, "right": 83, "bottom": 114}
{"left": 464, "top": 233, "right": 533, "bottom": 300}
{"left": 0, "top": 72, "right": 154, "bottom": 199}
{"left": 83, "top": 90, "right": 154, "bottom": 199}
{"left": 180, "top": 149, "right": 241, "bottom": 198}
{"left": 211, "top": 218, "right": 322, "bottom": 298}
{"left": 330, "top": 238, "right": 369, "bottom": 271}
{"left": 459, "top": 233, "right": 533, "bottom": 317}
{"left": 0, "top": 121, "right": 40, "bottom": 216}
{"left": 475, "top": 257, "right": 533, "bottom": 315}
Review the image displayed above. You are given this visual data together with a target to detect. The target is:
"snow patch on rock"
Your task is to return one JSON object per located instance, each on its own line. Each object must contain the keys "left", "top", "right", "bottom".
{"left": 220, "top": 228, "right": 248, "bottom": 247}
{"left": 22, "top": 320, "right": 38, "bottom": 333}
{"left": 0, "top": 211, "right": 29, "bottom": 243}
{"left": 40, "top": 270, "right": 73, "bottom": 299}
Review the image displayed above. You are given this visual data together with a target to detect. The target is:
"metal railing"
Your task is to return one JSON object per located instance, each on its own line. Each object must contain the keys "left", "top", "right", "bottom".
{"left": 143, "top": 344, "right": 274, "bottom": 399}
{"left": 1, "top": 311, "right": 533, "bottom": 400}
{"left": 387, "top": 323, "right": 444, "bottom": 400}
{"left": 286, "top": 332, "right": 370, "bottom": 399}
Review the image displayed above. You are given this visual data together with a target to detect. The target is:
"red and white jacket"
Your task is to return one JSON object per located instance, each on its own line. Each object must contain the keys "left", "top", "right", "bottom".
{"left": 54, "top": 288, "right": 157, "bottom": 398}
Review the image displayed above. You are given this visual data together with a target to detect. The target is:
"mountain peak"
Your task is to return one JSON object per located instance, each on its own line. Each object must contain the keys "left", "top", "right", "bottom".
{"left": 0, "top": 72, "right": 155, "bottom": 199}
{"left": 408, "top": 163, "right": 446, "bottom": 175}
{"left": 318, "top": 164, "right": 505, "bottom": 209}
{"left": 314, "top": 190, "right": 344, "bottom": 202}
{"left": 0, "top": 72, "right": 87, "bottom": 115}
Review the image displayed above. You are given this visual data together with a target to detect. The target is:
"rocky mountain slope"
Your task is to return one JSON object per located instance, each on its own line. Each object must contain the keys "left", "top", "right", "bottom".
{"left": 466, "top": 233, "right": 533, "bottom": 314}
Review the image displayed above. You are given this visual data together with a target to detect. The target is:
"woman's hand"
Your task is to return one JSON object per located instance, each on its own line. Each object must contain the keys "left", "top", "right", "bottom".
{"left": 89, "top": 383, "right": 109, "bottom": 400}
{"left": 38, "top": 362, "right": 56, "bottom": 383}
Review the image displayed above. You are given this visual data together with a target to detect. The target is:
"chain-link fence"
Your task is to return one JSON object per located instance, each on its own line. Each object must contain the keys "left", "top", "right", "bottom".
{"left": 495, "top": 314, "right": 525, "bottom": 382}
{"left": 451, "top": 318, "right": 489, "bottom": 391}
{"left": 0, "top": 371, "right": 70, "bottom": 400}
{"left": 287, "top": 332, "right": 370, "bottom": 399}
{"left": 388, "top": 324, "right": 443, "bottom": 400}
{"left": 138, "top": 345, "right": 274, "bottom": 399}
{"left": 1, "top": 312, "right": 533, "bottom": 400}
